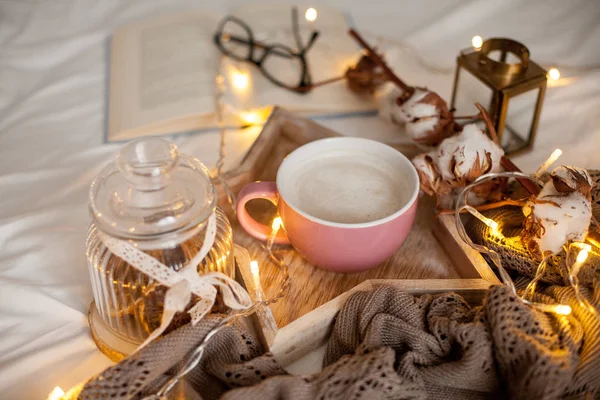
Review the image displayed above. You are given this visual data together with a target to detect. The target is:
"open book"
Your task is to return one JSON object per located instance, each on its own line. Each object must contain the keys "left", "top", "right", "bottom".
{"left": 106, "top": 5, "right": 377, "bottom": 142}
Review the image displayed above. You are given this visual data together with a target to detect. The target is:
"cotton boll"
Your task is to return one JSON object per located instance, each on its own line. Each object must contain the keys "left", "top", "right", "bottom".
{"left": 394, "top": 88, "right": 435, "bottom": 123}
{"left": 400, "top": 88, "right": 455, "bottom": 145}
{"left": 406, "top": 116, "right": 440, "bottom": 141}
{"left": 434, "top": 123, "right": 504, "bottom": 183}
{"left": 412, "top": 153, "right": 451, "bottom": 198}
{"left": 411, "top": 123, "right": 503, "bottom": 205}
{"left": 377, "top": 83, "right": 405, "bottom": 124}
{"left": 412, "top": 153, "right": 436, "bottom": 189}
{"left": 345, "top": 54, "right": 387, "bottom": 94}
{"left": 550, "top": 166, "right": 592, "bottom": 196}
{"left": 377, "top": 85, "right": 455, "bottom": 146}
{"left": 522, "top": 166, "right": 592, "bottom": 257}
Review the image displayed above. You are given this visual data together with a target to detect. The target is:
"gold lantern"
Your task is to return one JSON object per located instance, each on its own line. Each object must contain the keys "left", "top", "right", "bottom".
{"left": 450, "top": 38, "right": 547, "bottom": 154}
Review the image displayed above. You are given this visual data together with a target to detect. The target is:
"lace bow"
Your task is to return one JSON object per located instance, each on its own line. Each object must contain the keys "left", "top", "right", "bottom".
{"left": 100, "top": 212, "right": 252, "bottom": 349}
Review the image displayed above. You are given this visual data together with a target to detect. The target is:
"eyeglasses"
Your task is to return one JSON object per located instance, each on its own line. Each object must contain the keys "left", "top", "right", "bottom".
{"left": 214, "top": 7, "right": 338, "bottom": 94}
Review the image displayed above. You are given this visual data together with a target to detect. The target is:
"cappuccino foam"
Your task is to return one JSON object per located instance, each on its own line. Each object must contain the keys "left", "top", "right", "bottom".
{"left": 283, "top": 153, "right": 408, "bottom": 224}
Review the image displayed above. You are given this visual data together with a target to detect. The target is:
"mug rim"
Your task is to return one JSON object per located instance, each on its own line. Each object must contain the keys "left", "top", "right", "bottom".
{"left": 276, "top": 137, "right": 419, "bottom": 229}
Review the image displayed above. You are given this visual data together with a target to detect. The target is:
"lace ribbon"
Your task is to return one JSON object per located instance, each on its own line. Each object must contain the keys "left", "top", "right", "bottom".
{"left": 99, "top": 211, "right": 252, "bottom": 349}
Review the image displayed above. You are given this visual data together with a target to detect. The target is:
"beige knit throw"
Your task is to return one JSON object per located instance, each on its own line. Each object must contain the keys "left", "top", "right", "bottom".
{"left": 78, "top": 283, "right": 600, "bottom": 400}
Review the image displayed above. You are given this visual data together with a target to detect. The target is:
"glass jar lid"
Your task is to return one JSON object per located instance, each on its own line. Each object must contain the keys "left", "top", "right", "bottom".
{"left": 89, "top": 138, "right": 216, "bottom": 239}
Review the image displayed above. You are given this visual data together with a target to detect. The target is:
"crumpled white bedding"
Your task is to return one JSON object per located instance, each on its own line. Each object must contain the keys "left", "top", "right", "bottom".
{"left": 0, "top": 0, "right": 599, "bottom": 398}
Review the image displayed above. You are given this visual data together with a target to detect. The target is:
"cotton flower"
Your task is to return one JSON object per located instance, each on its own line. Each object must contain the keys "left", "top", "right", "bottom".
{"left": 550, "top": 166, "right": 592, "bottom": 197}
{"left": 379, "top": 86, "right": 455, "bottom": 146}
{"left": 412, "top": 153, "right": 451, "bottom": 198}
{"left": 377, "top": 83, "right": 405, "bottom": 124}
{"left": 345, "top": 54, "right": 387, "bottom": 94}
{"left": 411, "top": 123, "right": 504, "bottom": 205}
{"left": 434, "top": 124, "right": 504, "bottom": 184}
{"left": 522, "top": 166, "right": 592, "bottom": 258}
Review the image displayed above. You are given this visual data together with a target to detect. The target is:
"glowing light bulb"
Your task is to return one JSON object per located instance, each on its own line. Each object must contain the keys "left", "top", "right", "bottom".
{"left": 250, "top": 260, "right": 263, "bottom": 300}
{"left": 534, "top": 148, "right": 562, "bottom": 177}
{"left": 250, "top": 260, "right": 259, "bottom": 275}
{"left": 266, "top": 216, "right": 284, "bottom": 250}
{"left": 471, "top": 35, "right": 483, "bottom": 49}
{"left": 490, "top": 224, "right": 501, "bottom": 237}
{"left": 487, "top": 219, "right": 499, "bottom": 232}
{"left": 232, "top": 70, "right": 249, "bottom": 90}
{"left": 47, "top": 387, "right": 65, "bottom": 400}
{"left": 548, "top": 68, "right": 560, "bottom": 81}
{"left": 305, "top": 8, "right": 317, "bottom": 22}
{"left": 554, "top": 304, "right": 572, "bottom": 315}
{"left": 465, "top": 205, "right": 499, "bottom": 234}
{"left": 577, "top": 246, "right": 590, "bottom": 264}
{"left": 240, "top": 112, "right": 260, "bottom": 125}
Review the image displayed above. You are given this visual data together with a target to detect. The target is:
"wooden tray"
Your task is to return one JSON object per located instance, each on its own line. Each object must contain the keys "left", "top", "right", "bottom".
{"left": 218, "top": 107, "right": 500, "bottom": 367}
{"left": 271, "top": 278, "right": 489, "bottom": 372}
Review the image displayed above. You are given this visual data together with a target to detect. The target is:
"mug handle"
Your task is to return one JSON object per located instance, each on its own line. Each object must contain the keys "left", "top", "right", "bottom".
{"left": 236, "top": 181, "right": 291, "bottom": 244}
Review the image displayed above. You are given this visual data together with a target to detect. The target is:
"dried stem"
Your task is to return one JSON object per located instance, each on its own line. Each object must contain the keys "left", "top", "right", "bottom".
{"left": 474, "top": 103, "right": 499, "bottom": 144}
{"left": 296, "top": 75, "right": 347, "bottom": 92}
{"left": 312, "top": 75, "right": 346, "bottom": 87}
{"left": 348, "top": 29, "right": 413, "bottom": 95}
{"left": 437, "top": 198, "right": 527, "bottom": 215}
{"left": 501, "top": 157, "right": 541, "bottom": 196}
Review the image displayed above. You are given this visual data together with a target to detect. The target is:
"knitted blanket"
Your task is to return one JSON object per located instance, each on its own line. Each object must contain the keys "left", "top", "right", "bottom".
{"left": 78, "top": 283, "right": 600, "bottom": 400}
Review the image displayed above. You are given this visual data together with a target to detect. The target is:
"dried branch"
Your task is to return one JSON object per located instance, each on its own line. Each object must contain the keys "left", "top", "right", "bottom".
{"left": 500, "top": 157, "right": 541, "bottom": 196}
{"left": 474, "top": 103, "right": 499, "bottom": 144}
{"left": 348, "top": 29, "right": 413, "bottom": 96}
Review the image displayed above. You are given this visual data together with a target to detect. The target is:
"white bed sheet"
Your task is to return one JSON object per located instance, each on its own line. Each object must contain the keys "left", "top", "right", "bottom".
{"left": 1, "top": 1, "right": 599, "bottom": 398}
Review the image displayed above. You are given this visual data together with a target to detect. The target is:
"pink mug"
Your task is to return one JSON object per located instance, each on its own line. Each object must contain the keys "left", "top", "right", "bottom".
{"left": 236, "top": 137, "right": 419, "bottom": 272}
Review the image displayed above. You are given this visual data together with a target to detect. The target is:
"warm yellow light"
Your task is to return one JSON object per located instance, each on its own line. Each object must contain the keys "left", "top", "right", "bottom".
{"left": 47, "top": 386, "right": 65, "bottom": 400}
{"left": 554, "top": 304, "right": 572, "bottom": 315}
{"left": 548, "top": 68, "right": 560, "bottom": 81}
{"left": 240, "top": 112, "right": 260, "bottom": 125}
{"left": 471, "top": 35, "right": 483, "bottom": 49}
{"left": 232, "top": 70, "right": 249, "bottom": 90}
{"left": 250, "top": 260, "right": 259, "bottom": 275}
{"left": 272, "top": 217, "right": 283, "bottom": 231}
{"left": 465, "top": 206, "right": 498, "bottom": 232}
{"left": 535, "top": 148, "right": 562, "bottom": 176}
{"left": 576, "top": 245, "right": 591, "bottom": 264}
{"left": 490, "top": 224, "right": 501, "bottom": 237}
{"left": 249, "top": 260, "right": 263, "bottom": 300}
{"left": 305, "top": 8, "right": 317, "bottom": 22}
{"left": 487, "top": 219, "right": 499, "bottom": 232}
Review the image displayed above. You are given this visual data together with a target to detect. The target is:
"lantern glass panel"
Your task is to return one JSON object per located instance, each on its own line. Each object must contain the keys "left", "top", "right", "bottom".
{"left": 452, "top": 66, "right": 494, "bottom": 118}
{"left": 501, "top": 89, "right": 541, "bottom": 153}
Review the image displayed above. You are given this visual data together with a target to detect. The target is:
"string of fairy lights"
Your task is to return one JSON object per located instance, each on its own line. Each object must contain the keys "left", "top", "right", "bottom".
{"left": 131, "top": 57, "right": 292, "bottom": 400}
{"left": 48, "top": 8, "right": 599, "bottom": 399}
{"left": 457, "top": 149, "right": 598, "bottom": 317}
{"left": 141, "top": 47, "right": 599, "bottom": 398}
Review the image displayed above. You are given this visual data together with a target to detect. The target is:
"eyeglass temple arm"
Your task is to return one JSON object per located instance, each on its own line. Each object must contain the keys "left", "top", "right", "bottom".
{"left": 302, "top": 31, "right": 320, "bottom": 53}
{"left": 290, "top": 6, "right": 320, "bottom": 53}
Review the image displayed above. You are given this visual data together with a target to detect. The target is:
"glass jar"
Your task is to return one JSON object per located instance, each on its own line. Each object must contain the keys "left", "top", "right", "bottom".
{"left": 86, "top": 138, "right": 234, "bottom": 344}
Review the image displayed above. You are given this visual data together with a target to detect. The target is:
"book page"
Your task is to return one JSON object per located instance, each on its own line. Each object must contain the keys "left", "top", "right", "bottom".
{"left": 108, "top": 12, "right": 218, "bottom": 141}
